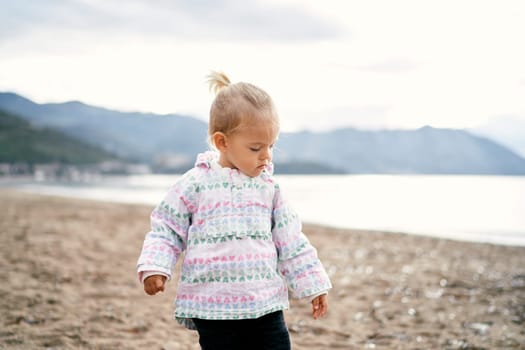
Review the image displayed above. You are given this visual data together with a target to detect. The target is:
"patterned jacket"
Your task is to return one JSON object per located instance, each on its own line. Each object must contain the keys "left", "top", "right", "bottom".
{"left": 137, "top": 151, "right": 332, "bottom": 329}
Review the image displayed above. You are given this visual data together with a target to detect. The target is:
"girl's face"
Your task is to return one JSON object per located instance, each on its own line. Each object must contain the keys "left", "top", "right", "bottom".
{"left": 218, "top": 120, "right": 278, "bottom": 177}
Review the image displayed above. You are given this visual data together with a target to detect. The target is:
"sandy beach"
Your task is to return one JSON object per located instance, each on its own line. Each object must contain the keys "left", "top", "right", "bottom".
{"left": 1, "top": 189, "right": 524, "bottom": 349}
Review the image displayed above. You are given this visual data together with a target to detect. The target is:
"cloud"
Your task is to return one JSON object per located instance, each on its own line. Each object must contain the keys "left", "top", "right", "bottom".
{"left": 292, "top": 104, "right": 392, "bottom": 132}
{"left": 0, "top": 0, "right": 341, "bottom": 42}
{"left": 356, "top": 59, "right": 421, "bottom": 73}
{"left": 0, "top": 0, "right": 104, "bottom": 38}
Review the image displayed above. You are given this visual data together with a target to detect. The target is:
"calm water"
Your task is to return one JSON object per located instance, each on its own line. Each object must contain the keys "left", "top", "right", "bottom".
{"left": 5, "top": 174, "right": 525, "bottom": 246}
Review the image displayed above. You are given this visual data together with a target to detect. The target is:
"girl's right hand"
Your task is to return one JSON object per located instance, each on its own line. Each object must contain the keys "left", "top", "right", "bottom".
{"left": 312, "top": 294, "right": 328, "bottom": 319}
{"left": 144, "top": 275, "right": 167, "bottom": 295}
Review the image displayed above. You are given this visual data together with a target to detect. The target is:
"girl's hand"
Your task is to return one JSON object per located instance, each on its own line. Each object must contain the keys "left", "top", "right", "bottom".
{"left": 311, "top": 294, "right": 328, "bottom": 319}
{"left": 144, "top": 275, "right": 167, "bottom": 295}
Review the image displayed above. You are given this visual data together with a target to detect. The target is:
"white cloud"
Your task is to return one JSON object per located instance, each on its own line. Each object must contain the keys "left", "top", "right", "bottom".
{"left": 0, "top": 0, "right": 340, "bottom": 42}
{"left": 355, "top": 59, "right": 421, "bottom": 73}
{"left": 0, "top": 0, "right": 524, "bottom": 132}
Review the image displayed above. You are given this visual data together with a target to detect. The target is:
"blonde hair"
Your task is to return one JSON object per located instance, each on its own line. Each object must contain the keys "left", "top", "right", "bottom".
{"left": 207, "top": 71, "right": 279, "bottom": 146}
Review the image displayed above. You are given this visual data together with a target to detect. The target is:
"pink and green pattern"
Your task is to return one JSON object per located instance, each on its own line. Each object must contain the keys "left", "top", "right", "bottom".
{"left": 137, "top": 151, "right": 332, "bottom": 329}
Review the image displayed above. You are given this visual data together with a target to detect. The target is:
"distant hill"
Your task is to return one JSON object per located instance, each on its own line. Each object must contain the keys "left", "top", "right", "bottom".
{"left": 273, "top": 161, "right": 346, "bottom": 175}
{"left": 0, "top": 109, "right": 118, "bottom": 164}
{"left": 2, "top": 91, "right": 525, "bottom": 175}
{"left": 278, "top": 127, "right": 525, "bottom": 175}
{"left": 0, "top": 92, "right": 208, "bottom": 163}
{"left": 470, "top": 116, "right": 525, "bottom": 158}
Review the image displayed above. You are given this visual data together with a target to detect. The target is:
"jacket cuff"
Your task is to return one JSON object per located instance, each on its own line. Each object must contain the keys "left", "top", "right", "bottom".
{"left": 140, "top": 271, "right": 170, "bottom": 284}
{"left": 308, "top": 291, "right": 328, "bottom": 302}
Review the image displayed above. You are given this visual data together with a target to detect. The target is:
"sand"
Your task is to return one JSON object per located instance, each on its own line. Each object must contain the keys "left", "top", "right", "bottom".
{"left": 0, "top": 189, "right": 524, "bottom": 349}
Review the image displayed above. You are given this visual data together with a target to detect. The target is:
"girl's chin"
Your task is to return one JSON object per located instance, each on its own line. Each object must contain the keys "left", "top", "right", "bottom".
{"left": 247, "top": 168, "right": 264, "bottom": 177}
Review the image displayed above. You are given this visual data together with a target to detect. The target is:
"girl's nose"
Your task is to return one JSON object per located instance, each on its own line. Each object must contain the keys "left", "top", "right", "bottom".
{"left": 260, "top": 148, "right": 272, "bottom": 161}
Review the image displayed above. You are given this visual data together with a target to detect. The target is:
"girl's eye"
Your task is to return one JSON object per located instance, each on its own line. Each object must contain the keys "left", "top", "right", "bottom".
{"left": 249, "top": 147, "right": 260, "bottom": 152}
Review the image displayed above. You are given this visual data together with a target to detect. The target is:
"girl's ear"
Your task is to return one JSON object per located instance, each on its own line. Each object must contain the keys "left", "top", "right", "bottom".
{"left": 212, "top": 132, "right": 228, "bottom": 152}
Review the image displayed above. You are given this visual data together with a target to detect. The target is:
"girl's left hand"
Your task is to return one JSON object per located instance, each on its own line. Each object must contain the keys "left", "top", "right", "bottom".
{"left": 311, "top": 294, "right": 328, "bottom": 319}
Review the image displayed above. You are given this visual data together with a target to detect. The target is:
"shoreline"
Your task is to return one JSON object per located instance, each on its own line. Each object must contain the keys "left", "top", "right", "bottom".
{"left": 1, "top": 190, "right": 524, "bottom": 349}
{"left": 2, "top": 185, "right": 524, "bottom": 247}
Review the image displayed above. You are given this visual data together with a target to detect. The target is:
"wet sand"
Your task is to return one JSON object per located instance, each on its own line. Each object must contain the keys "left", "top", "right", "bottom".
{"left": 1, "top": 190, "right": 524, "bottom": 349}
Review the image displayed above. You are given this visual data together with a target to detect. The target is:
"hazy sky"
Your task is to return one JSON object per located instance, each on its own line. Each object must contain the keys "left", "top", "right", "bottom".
{"left": 1, "top": 0, "right": 524, "bottom": 132}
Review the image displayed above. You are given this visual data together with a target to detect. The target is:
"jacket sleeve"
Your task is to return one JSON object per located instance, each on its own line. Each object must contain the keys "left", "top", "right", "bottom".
{"left": 272, "top": 184, "right": 332, "bottom": 299}
{"left": 136, "top": 178, "right": 194, "bottom": 281}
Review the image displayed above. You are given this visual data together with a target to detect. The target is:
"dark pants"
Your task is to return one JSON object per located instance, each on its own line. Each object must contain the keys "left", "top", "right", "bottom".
{"left": 192, "top": 311, "right": 291, "bottom": 350}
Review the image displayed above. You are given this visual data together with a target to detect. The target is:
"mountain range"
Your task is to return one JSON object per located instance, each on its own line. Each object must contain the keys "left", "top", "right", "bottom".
{"left": 1, "top": 91, "right": 525, "bottom": 175}
{"left": 0, "top": 92, "right": 208, "bottom": 163}
{"left": 0, "top": 108, "right": 117, "bottom": 164}
{"left": 471, "top": 116, "right": 525, "bottom": 158}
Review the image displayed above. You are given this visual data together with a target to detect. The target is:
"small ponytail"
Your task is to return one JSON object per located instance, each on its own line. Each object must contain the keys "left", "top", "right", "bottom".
{"left": 207, "top": 70, "right": 279, "bottom": 146}
{"left": 207, "top": 71, "right": 231, "bottom": 95}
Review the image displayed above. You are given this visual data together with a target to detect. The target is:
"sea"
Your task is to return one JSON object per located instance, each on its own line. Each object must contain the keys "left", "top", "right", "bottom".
{"left": 3, "top": 174, "right": 525, "bottom": 246}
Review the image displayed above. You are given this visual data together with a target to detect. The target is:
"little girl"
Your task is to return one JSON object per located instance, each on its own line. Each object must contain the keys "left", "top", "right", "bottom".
{"left": 137, "top": 72, "right": 332, "bottom": 350}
